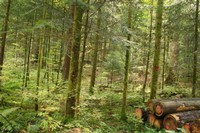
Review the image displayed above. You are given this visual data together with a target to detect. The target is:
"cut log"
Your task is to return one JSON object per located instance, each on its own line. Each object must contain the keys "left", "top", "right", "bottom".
{"left": 154, "top": 98, "right": 200, "bottom": 116}
{"left": 147, "top": 98, "right": 169, "bottom": 113}
{"left": 134, "top": 108, "right": 143, "bottom": 119}
{"left": 183, "top": 123, "right": 190, "bottom": 133}
{"left": 147, "top": 99, "right": 160, "bottom": 113}
{"left": 147, "top": 113, "right": 163, "bottom": 129}
{"left": 190, "top": 119, "right": 200, "bottom": 133}
{"left": 134, "top": 108, "right": 149, "bottom": 122}
{"left": 163, "top": 110, "right": 200, "bottom": 131}
{"left": 182, "top": 119, "right": 200, "bottom": 133}
{"left": 148, "top": 113, "right": 156, "bottom": 126}
{"left": 154, "top": 119, "right": 163, "bottom": 129}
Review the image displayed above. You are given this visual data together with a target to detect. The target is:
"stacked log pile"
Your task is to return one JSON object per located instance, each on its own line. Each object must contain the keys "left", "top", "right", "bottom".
{"left": 135, "top": 98, "right": 200, "bottom": 132}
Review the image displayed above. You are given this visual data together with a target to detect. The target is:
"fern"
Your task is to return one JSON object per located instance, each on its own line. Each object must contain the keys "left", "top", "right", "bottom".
{"left": 0, "top": 107, "right": 19, "bottom": 117}
{"left": 0, "top": 107, "right": 19, "bottom": 132}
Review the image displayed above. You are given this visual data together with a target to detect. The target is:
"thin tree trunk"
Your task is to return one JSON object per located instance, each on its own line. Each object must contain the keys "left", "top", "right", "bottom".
{"left": 192, "top": 0, "right": 199, "bottom": 97}
{"left": 0, "top": 0, "right": 11, "bottom": 91}
{"left": 66, "top": 1, "right": 85, "bottom": 118}
{"left": 89, "top": 2, "right": 101, "bottom": 94}
{"left": 165, "top": 34, "right": 170, "bottom": 81}
{"left": 21, "top": 33, "right": 32, "bottom": 107}
{"left": 121, "top": 4, "right": 132, "bottom": 121}
{"left": 57, "top": 42, "right": 64, "bottom": 84}
{"left": 165, "top": 1, "right": 181, "bottom": 85}
{"left": 22, "top": 35, "right": 28, "bottom": 88}
{"left": 35, "top": 35, "right": 43, "bottom": 111}
{"left": 56, "top": 8, "right": 65, "bottom": 85}
{"left": 77, "top": 0, "right": 90, "bottom": 112}
{"left": 35, "top": 3, "right": 47, "bottom": 111}
{"left": 142, "top": 0, "right": 154, "bottom": 102}
{"left": 162, "top": 28, "right": 166, "bottom": 91}
{"left": 150, "top": 0, "right": 164, "bottom": 99}
{"left": 165, "top": 38, "right": 179, "bottom": 85}
{"left": 35, "top": 45, "right": 39, "bottom": 63}
{"left": 46, "top": 0, "right": 54, "bottom": 93}
{"left": 51, "top": 44, "right": 57, "bottom": 84}
{"left": 25, "top": 32, "right": 33, "bottom": 88}
{"left": 102, "top": 38, "right": 107, "bottom": 60}
{"left": 46, "top": 35, "right": 50, "bottom": 94}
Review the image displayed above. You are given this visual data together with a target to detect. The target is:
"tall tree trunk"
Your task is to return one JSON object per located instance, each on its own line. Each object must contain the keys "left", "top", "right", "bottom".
{"left": 0, "top": 0, "right": 11, "bottom": 91}
{"left": 56, "top": 3, "right": 65, "bottom": 85}
{"left": 150, "top": 0, "right": 164, "bottom": 99}
{"left": 121, "top": 4, "right": 132, "bottom": 121}
{"left": 57, "top": 42, "right": 64, "bottom": 85}
{"left": 25, "top": 33, "right": 33, "bottom": 87}
{"left": 165, "top": 37, "right": 179, "bottom": 85}
{"left": 165, "top": 0, "right": 181, "bottom": 86}
{"left": 77, "top": 0, "right": 90, "bottom": 111}
{"left": 25, "top": 32, "right": 33, "bottom": 88}
{"left": 35, "top": 35, "right": 43, "bottom": 111}
{"left": 21, "top": 33, "right": 32, "bottom": 107}
{"left": 46, "top": 0, "right": 54, "bottom": 93}
{"left": 142, "top": 0, "right": 154, "bottom": 102}
{"left": 62, "top": 5, "right": 75, "bottom": 80}
{"left": 46, "top": 34, "right": 50, "bottom": 94}
{"left": 89, "top": 2, "right": 101, "bottom": 94}
{"left": 35, "top": 2, "right": 47, "bottom": 111}
{"left": 56, "top": 22, "right": 65, "bottom": 85}
{"left": 192, "top": 0, "right": 199, "bottom": 97}
{"left": 66, "top": 1, "right": 85, "bottom": 118}
{"left": 22, "top": 35, "right": 28, "bottom": 88}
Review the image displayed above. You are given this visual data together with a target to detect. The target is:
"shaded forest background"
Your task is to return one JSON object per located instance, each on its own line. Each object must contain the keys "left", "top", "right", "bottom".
{"left": 0, "top": 0, "right": 200, "bottom": 132}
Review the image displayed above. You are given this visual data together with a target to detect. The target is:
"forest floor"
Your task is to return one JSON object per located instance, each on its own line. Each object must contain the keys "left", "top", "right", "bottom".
{"left": 0, "top": 70, "right": 197, "bottom": 133}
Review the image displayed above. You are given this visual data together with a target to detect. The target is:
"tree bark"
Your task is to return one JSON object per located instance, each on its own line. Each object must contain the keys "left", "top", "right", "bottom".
{"left": 183, "top": 119, "right": 200, "bottom": 133}
{"left": 150, "top": 0, "right": 164, "bottom": 99}
{"left": 66, "top": 1, "right": 85, "bottom": 118}
{"left": 163, "top": 110, "right": 200, "bottom": 131}
{"left": 62, "top": 4, "right": 75, "bottom": 81}
{"left": 192, "top": 0, "right": 199, "bottom": 97}
{"left": 154, "top": 98, "right": 200, "bottom": 117}
{"left": 0, "top": 0, "right": 11, "bottom": 90}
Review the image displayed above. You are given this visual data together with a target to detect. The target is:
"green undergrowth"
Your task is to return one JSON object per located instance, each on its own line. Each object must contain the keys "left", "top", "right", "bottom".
{"left": 0, "top": 87, "right": 146, "bottom": 132}
{"left": 0, "top": 78, "right": 195, "bottom": 133}
{"left": 158, "top": 85, "right": 198, "bottom": 98}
